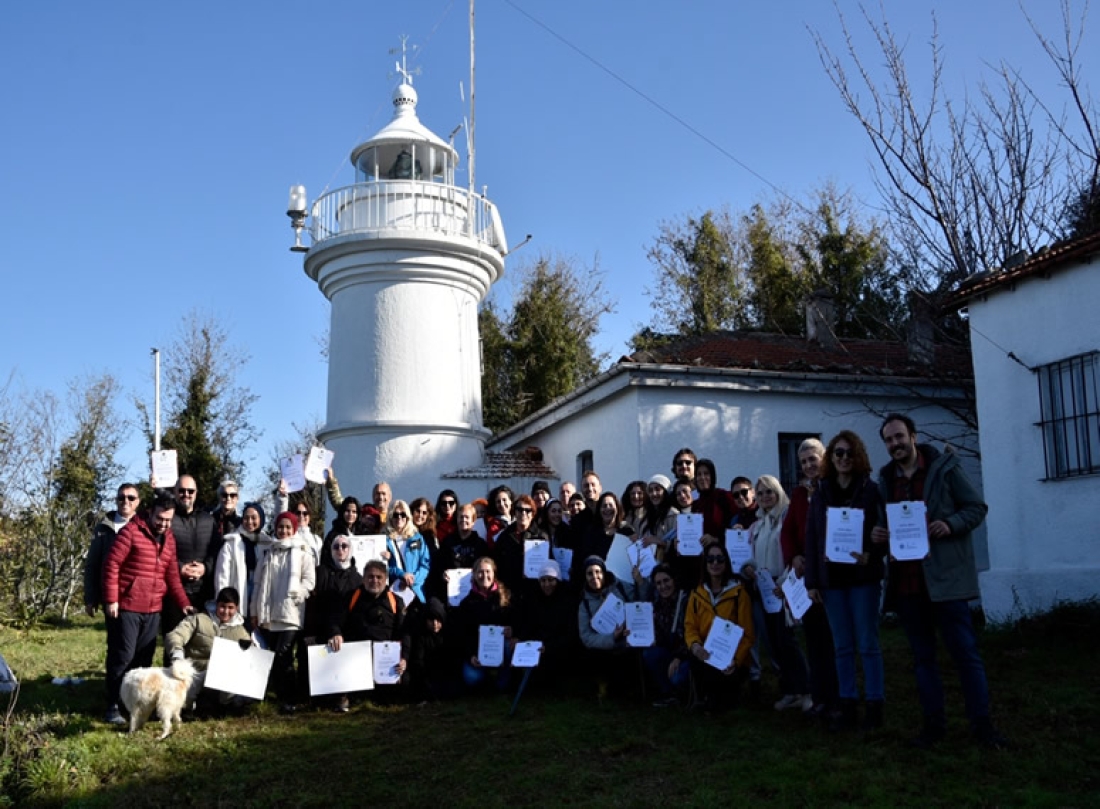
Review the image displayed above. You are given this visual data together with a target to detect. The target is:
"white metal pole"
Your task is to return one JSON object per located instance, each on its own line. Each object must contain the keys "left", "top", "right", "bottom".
{"left": 152, "top": 348, "right": 161, "bottom": 452}
{"left": 469, "top": 0, "right": 476, "bottom": 210}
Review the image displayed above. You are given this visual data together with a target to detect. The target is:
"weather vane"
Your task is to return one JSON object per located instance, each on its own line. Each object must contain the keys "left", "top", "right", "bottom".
{"left": 389, "top": 35, "right": 422, "bottom": 85}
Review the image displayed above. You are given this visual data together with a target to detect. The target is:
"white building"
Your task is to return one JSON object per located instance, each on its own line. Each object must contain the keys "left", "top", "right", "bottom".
{"left": 297, "top": 72, "right": 513, "bottom": 503}
{"left": 948, "top": 232, "right": 1100, "bottom": 619}
{"left": 487, "top": 330, "right": 983, "bottom": 529}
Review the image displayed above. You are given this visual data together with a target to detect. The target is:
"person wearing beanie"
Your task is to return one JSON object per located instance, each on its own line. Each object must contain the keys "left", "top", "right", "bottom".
{"left": 516, "top": 559, "right": 578, "bottom": 682}
{"left": 407, "top": 596, "right": 458, "bottom": 702}
{"left": 214, "top": 501, "right": 270, "bottom": 620}
{"left": 251, "top": 511, "right": 315, "bottom": 713}
{"left": 577, "top": 554, "right": 647, "bottom": 700}
{"left": 641, "top": 474, "right": 679, "bottom": 564}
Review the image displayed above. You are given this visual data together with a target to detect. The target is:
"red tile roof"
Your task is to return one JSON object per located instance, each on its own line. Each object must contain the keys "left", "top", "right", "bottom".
{"left": 624, "top": 331, "right": 972, "bottom": 379}
{"left": 944, "top": 230, "right": 1100, "bottom": 308}
{"left": 444, "top": 451, "right": 558, "bottom": 480}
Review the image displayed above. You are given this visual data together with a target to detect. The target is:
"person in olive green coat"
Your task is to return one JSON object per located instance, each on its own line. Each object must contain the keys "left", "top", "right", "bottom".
{"left": 166, "top": 587, "right": 252, "bottom": 706}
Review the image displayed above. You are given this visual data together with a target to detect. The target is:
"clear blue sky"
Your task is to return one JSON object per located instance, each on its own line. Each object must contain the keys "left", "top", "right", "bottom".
{"left": 0, "top": 1, "right": 1078, "bottom": 496}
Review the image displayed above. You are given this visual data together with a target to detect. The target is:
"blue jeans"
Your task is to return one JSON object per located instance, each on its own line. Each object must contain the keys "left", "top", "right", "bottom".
{"left": 895, "top": 594, "right": 990, "bottom": 728}
{"left": 642, "top": 646, "right": 691, "bottom": 697}
{"left": 822, "top": 584, "right": 884, "bottom": 701}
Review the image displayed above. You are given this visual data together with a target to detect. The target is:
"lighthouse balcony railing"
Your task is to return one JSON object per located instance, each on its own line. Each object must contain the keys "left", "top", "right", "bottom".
{"left": 309, "top": 181, "right": 506, "bottom": 254}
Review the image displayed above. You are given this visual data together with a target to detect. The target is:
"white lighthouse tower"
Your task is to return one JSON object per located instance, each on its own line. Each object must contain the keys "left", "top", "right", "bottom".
{"left": 293, "top": 63, "right": 507, "bottom": 503}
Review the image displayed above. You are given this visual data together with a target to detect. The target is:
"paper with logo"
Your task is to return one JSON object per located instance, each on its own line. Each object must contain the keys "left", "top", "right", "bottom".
{"left": 886, "top": 501, "right": 930, "bottom": 561}
{"left": 304, "top": 446, "right": 335, "bottom": 484}
{"left": 676, "top": 513, "right": 704, "bottom": 556}
{"left": 150, "top": 449, "right": 178, "bottom": 488}
{"left": 782, "top": 574, "right": 812, "bottom": 621}
{"left": 511, "top": 641, "right": 542, "bottom": 668}
{"left": 756, "top": 569, "right": 784, "bottom": 614}
{"left": 351, "top": 535, "right": 388, "bottom": 567}
{"left": 702, "top": 616, "right": 744, "bottom": 671}
{"left": 725, "top": 529, "right": 753, "bottom": 570}
{"left": 478, "top": 625, "right": 505, "bottom": 667}
{"left": 279, "top": 454, "right": 306, "bottom": 493}
{"left": 372, "top": 641, "right": 402, "bottom": 685}
{"left": 625, "top": 601, "right": 655, "bottom": 648}
{"left": 524, "top": 539, "right": 551, "bottom": 579}
{"left": 825, "top": 507, "right": 864, "bottom": 564}
{"left": 589, "top": 592, "right": 625, "bottom": 635}
{"left": 552, "top": 547, "right": 573, "bottom": 581}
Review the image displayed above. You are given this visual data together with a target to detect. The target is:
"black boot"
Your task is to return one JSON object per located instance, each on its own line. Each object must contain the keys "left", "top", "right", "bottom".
{"left": 862, "top": 700, "right": 884, "bottom": 730}
{"left": 829, "top": 698, "right": 858, "bottom": 732}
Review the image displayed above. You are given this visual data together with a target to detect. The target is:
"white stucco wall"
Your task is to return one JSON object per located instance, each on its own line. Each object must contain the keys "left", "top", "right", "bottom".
{"left": 967, "top": 258, "right": 1100, "bottom": 620}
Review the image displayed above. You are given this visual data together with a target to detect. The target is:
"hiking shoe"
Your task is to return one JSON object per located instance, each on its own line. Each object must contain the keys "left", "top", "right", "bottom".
{"left": 774, "top": 694, "right": 805, "bottom": 711}
{"left": 862, "top": 700, "right": 884, "bottom": 730}
{"left": 104, "top": 705, "right": 126, "bottom": 726}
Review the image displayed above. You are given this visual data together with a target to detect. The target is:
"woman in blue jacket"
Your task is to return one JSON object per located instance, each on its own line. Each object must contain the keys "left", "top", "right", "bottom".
{"left": 384, "top": 500, "right": 431, "bottom": 603}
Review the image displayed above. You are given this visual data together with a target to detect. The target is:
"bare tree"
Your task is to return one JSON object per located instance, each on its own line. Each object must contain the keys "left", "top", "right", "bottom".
{"left": 812, "top": 2, "right": 1097, "bottom": 301}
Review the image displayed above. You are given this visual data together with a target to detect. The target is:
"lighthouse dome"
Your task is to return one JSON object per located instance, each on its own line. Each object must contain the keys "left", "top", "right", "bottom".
{"left": 350, "top": 82, "right": 458, "bottom": 182}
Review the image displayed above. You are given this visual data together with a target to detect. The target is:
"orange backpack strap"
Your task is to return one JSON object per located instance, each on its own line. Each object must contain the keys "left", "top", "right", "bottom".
{"left": 387, "top": 591, "right": 397, "bottom": 614}
{"left": 349, "top": 588, "right": 361, "bottom": 612}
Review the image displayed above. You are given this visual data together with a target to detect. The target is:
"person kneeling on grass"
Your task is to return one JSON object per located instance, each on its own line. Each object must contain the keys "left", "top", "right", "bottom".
{"left": 165, "top": 586, "right": 252, "bottom": 712}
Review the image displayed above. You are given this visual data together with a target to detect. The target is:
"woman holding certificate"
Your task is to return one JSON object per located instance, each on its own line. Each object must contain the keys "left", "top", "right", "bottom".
{"left": 456, "top": 557, "right": 513, "bottom": 691}
{"left": 384, "top": 502, "right": 430, "bottom": 604}
{"left": 577, "top": 555, "right": 646, "bottom": 699}
{"left": 683, "top": 543, "right": 754, "bottom": 712}
{"left": 805, "top": 431, "right": 887, "bottom": 731}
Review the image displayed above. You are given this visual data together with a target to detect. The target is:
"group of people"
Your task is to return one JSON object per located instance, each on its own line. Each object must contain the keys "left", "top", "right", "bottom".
{"left": 86, "top": 413, "right": 1007, "bottom": 749}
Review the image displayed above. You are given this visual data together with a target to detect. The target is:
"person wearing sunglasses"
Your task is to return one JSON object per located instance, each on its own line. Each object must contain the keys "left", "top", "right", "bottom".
{"left": 683, "top": 543, "right": 754, "bottom": 713}
{"left": 492, "top": 494, "right": 547, "bottom": 597}
{"left": 729, "top": 476, "right": 759, "bottom": 531}
{"left": 84, "top": 483, "right": 141, "bottom": 617}
{"left": 434, "top": 490, "right": 460, "bottom": 543}
{"left": 384, "top": 501, "right": 430, "bottom": 603}
{"left": 805, "top": 430, "right": 887, "bottom": 732}
{"left": 165, "top": 474, "right": 218, "bottom": 637}
{"left": 210, "top": 480, "right": 242, "bottom": 538}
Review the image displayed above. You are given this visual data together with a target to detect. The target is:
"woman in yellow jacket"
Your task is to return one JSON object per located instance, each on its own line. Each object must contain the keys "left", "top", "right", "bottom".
{"left": 684, "top": 543, "right": 755, "bottom": 712}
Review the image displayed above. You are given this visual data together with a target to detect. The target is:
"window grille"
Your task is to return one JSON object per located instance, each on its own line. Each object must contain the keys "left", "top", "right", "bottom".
{"left": 1037, "top": 351, "right": 1100, "bottom": 479}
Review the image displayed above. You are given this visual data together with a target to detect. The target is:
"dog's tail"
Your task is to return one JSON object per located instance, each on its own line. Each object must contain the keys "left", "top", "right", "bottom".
{"left": 168, "top": 659, "right": 195, "bottom": 681}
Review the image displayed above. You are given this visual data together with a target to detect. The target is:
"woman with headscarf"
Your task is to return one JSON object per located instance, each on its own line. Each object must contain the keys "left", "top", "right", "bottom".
{"left": 305, "top": 533, "right": 362, "bottom": 712}
{"left": 250, "top": 511, "right": 315, "bottom": 713}
{"left": 214, "top": 501, "right": 269, "bottom": 621}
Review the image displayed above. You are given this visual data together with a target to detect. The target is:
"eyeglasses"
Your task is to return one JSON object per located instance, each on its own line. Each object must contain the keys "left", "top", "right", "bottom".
{"left": 393, "top": 513, "right": 408, "bottom": 520}
{"left": 117, "top": 494, "right": 139, "bottom": 502}
{"left": 442, "top": 499, "right": 457, "bottom": 507}
{"left": 295, "top": 510, "right": 310, "bottom": 517}
{"left": 833, "top": 447, "right": 852, "bottom": 459}
{"left": 331, "top": 543, "right": 350, "bottom": 550}
{"left": 515, "top": 507, "right": 533, "bottom": 514}
{"left": 732, "top": 488, "right": 752, "bottom": 498}
{"left": 222, "top": 492, "right": 239, "bottom": 500}
{"left": 675, "top": 459, "right": 693, "bottom": 467}
{"left": 177, "top": 488, "right": 196, "bottom": 495}
{"left": 705, "top": 555, "right": 726, "bottom": 564}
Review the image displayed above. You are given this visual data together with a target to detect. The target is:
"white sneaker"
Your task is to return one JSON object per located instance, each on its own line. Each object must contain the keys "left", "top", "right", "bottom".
{"left": 799, "top": 694, "right": 814, "bottom": 712}
{"left": 774, "top": 694, "right": 803, "bottom": 711}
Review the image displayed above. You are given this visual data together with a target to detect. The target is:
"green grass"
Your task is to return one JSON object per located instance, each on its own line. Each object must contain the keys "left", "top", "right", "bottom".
{"left": 1, "top": 604, "right": 1099, "bottom": 808}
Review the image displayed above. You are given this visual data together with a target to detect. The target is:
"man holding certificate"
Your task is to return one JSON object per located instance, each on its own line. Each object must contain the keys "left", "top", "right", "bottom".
{"left": 804, "top": 431, "right": 887, "bottom": 732}
{"left": 873, "top": 414, "right": 1007, "bottom": 750}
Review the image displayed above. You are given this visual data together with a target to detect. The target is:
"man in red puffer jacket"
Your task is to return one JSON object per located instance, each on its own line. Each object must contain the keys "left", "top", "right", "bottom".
{"left": 102, "top": 494, "right": 194, "bottom": 725}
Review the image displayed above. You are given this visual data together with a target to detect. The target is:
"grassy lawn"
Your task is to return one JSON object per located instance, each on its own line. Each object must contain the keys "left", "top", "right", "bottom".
{"left": 1, "top": 604, "right": 1098, "bottom": 808}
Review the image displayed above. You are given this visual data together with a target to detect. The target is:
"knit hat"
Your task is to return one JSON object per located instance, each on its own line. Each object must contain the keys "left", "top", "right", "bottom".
{"left": 531, "top": 480, "right": 551, "bottom": 497}
{"left": 582, "top": 555, "right": 606, "bottom": 575}
{"left": 242, "top": 501, "right": 266, "bottom": 530}
{"left": 276, "top": 511, "right": 299, "bottom": 533}
{"left": 538, "top": 560, "right": 562, "bottom": 580}
{"left": 647, "top": 473, "right": 672, "bottom": 492}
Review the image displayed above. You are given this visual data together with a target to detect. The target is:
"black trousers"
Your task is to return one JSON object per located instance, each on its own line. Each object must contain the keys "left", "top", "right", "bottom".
{"left": 105, "top": 610, "right": 161, "bottom": 706}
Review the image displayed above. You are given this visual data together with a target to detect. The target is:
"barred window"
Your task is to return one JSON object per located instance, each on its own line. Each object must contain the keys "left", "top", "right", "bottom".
{"left": 1037, "top": 351, "right": 1100, "bottom": 479}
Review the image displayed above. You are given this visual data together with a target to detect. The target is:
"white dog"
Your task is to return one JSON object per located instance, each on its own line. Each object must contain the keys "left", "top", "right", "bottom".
{"left": 120, "top": 659, "right": 195, "bottom": 739}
